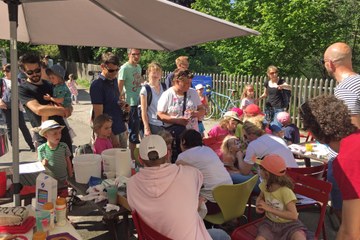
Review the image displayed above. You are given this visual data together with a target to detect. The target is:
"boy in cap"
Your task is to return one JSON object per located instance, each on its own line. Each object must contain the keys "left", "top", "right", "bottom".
{"left": 276, "top": 111, "right": 300, "bottom": 144}
{"left": 44, "top": 65, "right": 75, "bottom": 138}
{"left": 127, "top": 135, "right": 230, "bottom": 240}
{"left": 37, "top": 120, "right": 73, "bottom": 184}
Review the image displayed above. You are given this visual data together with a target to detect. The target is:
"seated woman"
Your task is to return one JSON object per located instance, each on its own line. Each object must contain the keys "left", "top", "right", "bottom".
{"left": 176, "top": 129, "right": 233, "bottom": 215}
{"left": 208, "top": 111, "right": 241, "bottom": 138}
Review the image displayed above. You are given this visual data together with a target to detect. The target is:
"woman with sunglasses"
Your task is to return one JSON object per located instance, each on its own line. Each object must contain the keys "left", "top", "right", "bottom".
{"left": 259, "top": 65, "right": 292, "bottom": 123}
{"left": 0, "top": 64, "right": 35, "bottom": 151}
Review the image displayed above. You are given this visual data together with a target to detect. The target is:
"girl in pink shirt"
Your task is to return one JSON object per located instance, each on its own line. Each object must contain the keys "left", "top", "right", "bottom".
{"left": 93, "top": 114, "right": 113, "bottom": 154}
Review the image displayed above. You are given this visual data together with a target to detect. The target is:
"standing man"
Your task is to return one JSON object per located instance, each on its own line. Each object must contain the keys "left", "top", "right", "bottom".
{"left": 90, "top": 52, "right": 127, "bottom": 148}
{"left": 165, "top": 56, "right": 189, "bottom": 88}
{"left": 118, "top": 48, "right": 143, "bottom": 160}
{"left": 18, "top": 53, "right": 72, "bottom": 154}
{"left": 323, "top": 42, "right": 360, "bottom": 220}
{"left": 324, "top": 42, "right": 360, "bottom": 129}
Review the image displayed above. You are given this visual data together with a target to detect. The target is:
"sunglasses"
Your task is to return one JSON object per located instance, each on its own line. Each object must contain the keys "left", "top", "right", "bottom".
{"left": 25, "top": 68, "right": 41, "bottom": 75}
{"left": 3, "top": 69, "right": 10, "bottom": 73}
{"left": 269, "top": 71, "right": 278, "bottom": 75}
{"left": 105, "top": 66, "right": 119, "bottom": 73}
{"left": 176, "top": 70, "right": 194, "bottom": 80}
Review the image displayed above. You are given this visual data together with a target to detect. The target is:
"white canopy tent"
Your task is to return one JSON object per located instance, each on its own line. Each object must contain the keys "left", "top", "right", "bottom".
{"left": 0, "top": 0, "right": 259, "bottom": 205}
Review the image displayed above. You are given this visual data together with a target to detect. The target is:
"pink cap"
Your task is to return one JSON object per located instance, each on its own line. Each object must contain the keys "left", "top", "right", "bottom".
{"left": 276, "top": 112, "right": 290, "bottom": 125}
{"left": 230, "top": 107, "right": 243, "bottom": 117}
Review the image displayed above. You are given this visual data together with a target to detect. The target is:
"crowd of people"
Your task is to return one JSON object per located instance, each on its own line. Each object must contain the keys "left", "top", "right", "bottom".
{"left": 2, "top": 41, "right": 359, "bottom": 239}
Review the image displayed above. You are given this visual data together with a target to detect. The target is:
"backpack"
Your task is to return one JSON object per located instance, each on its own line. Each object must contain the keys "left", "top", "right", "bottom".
{"left": 74, "top": 143, "right": 94, "bottom": 156}
{"left": 138, "top": 82, "right": 167, "bottom": 132}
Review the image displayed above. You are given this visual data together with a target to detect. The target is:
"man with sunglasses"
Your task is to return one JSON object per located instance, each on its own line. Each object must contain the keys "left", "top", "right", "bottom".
{"left": 90, "top": 52, "right": 127, "bottom": 148}
{"left": 18, "top": 53, "right": 72, "bottom": 155}
{"left": 118, "top": 48, "right": 143, "bottom": 160}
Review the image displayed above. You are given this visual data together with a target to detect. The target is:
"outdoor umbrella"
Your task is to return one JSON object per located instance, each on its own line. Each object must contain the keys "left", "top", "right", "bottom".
{"left": 0, "top": 0, "right": 260, "bottom": 206}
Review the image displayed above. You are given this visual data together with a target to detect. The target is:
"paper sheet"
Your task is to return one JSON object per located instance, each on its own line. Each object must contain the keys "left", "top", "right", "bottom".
{"left": 19, "top": 162, "right": 45, "bottom": 174}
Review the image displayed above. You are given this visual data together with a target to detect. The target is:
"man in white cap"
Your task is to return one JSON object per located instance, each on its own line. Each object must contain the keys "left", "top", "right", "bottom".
{"left": 126, "top": 135, "right": 230, "bottom": 240}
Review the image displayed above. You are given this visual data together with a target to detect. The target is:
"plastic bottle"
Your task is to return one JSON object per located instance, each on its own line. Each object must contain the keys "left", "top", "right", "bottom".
{"left": 55, "top": 197, "right": 67, "bottom": 226}
{"left": 33, "top": 231, "right": 47, "bottom": 240}
{"left": 42, "top": 202, "right": 55, "bottom": 230}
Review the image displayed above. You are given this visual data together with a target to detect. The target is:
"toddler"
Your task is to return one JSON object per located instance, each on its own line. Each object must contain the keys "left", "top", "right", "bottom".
{"left": 240, "top": 84, "right": 257, "bottom": 110}
{"left": 195, "top": 84, "right": 208, "bottom": 137}
{"left": 255, "top": 154, "right": 307, "bottom": 240}
{"left": 66, "top": 73, "right": 79, "bottom": 104}
{"left": 93, "top": 114, "right": 113, "bottom": 154}
{"left": 276, "top": 112, "right": 300, "bottom": 144}
{"left": 220, "top": 136, "right": 243, "bottom": 172}
{"left": 37, "top": 120, "right": 73, "bottom": 184}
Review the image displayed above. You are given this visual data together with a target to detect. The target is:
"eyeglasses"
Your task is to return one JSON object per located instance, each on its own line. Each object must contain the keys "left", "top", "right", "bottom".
{"left": 269, "top": 71, "right": 278, "bottom": 75}
{"left": 105, "top": 66, "right": 119, "bottom": 73}
{"left": 25, "top": 68, "right": 41, "bottom": 75}
{"left": 131, "top": 53, "right": 141, "bottom": 56}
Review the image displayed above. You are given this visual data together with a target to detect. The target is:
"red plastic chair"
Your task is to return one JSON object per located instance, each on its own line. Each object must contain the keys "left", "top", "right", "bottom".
{"left": 231, "top": 172, "right": 332, "bottom": 240}
{"left": 131, "top": 210, "right": 171, "bottom": 240}
{"left": 287, "top": 163, "right": 328, "bottom": 180}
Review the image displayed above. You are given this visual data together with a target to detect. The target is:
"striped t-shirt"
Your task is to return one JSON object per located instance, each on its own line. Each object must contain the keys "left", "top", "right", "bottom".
{"left": 38, "top": 142, "right": 71, "bottom": 182}
{"left": 334, "top": 74, "right": 360, "bottom": 115}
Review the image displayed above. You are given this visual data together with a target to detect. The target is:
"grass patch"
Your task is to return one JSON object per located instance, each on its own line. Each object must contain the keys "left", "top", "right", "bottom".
{"left": 76, "top": 78, "right": 91, "bottom": 89}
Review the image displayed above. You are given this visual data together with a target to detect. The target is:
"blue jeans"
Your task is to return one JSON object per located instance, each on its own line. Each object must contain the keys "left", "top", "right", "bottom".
{"left": 327, "top": 158, "right": 343, "bottom": 210}
{"left": 128, "top": 106, "right": 140, "bottom": 144}
{"left": 230, "top": 173, "right": 261, "bottom": 194}
{"left": 208, "top": 228, "right": 231, "bottom": 240}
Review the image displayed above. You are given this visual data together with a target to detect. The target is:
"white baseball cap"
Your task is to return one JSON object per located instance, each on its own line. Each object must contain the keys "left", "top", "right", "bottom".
{"left": 139, "top": 135, "right": 167, "bottom": 161}
{"left": 195, "top": 84, "right": 204, "bottom": 90}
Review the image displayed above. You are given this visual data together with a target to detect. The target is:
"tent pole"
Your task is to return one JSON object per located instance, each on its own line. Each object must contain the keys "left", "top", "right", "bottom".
{"left": 8, "top": 0, "right": 21, "bottom": 207}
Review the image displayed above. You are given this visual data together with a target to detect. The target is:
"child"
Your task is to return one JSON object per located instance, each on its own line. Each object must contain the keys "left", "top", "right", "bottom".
{"left": 240, "top": 84, "right": 257, "bottom": 110}
{"left": 269, "top": 121, "right": 285, "bottom": 140}
{"left": 44, "top": 65, "right": 76, "bottom": 138}
{"left": 221, "top": 136, "right": 243, "bottom": 172}
{"left": 255, "top": 154, "right": 307, "bottom": 240}
{"left": 37, "top": 120, "right": 73, "bottom": 184}
{"left": 195, "top": 84, "right": 208, "bottom": 137}
{"left": 276, "top": 112, "right": 300, "bottom": 144}
{"left": 93, "top": 114, "right": 113, "bottom": 154}
{"left": 158, "top": 130, "right": 174, "bottom": 163}
{"left": 67, "top": 73, "right": 79, "bottom": 104}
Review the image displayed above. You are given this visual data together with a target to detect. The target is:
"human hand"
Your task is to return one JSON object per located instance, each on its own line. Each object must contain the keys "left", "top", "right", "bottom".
{"left": 44, "top": 94, "right": 51, "bottom": 101}
{"left": 235, "top": 150, "right": 244, "bottom": 160}
{"left": 68, "top": 168, "right": 74, "bottom": 178}
{"left": 42, "top": 159, "right": 48, "bottom": 166}
{"left": 176, "top": 117, "right": 189, "bottom": 126}
{"left": 256, "top": 199, "right": 270, "bottom": 212}
{"left": 0, "top": 100, "right": 7, "bottom": 110}
{"left": 144, "top": 127, "right": 151, "bottom": 137}
{"left": 277, "top": 85, "right": 283, "bottom": 90}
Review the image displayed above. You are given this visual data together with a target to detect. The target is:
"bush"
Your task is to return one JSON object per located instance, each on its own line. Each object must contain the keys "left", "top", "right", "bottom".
{"left": 76, "top": 78, "right": 90, "bottom": 89}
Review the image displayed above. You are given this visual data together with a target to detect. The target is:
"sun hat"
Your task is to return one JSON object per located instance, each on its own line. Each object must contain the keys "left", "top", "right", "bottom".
{"left": 195, "top": 84, "right": 204, "bottom": 90}
{"left": 276, "top": 112, "right": 290, "bottom": 125}
{"left": 223, "top": 111, "right": 241, "bottom": 122}
{"left": 230, "top": 107, "right": 243, "bottom": 118}
{"left": 139, "top": 135, "right": 167, "bottom": 161}
{"left": 253, "top": 154, "right": 286, "bottom": 176}
{"left": 46, "top": 64, "right": 65, "bottom": 79}
{"left": 39, "top": 120, "right": 65, "bottom": 137}
{"left": 244, "top": 104, "right": 263, "bottom": 117}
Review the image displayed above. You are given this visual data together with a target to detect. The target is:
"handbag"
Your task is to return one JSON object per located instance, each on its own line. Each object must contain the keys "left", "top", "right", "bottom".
{"left": 0, "top": 127, "right": 9, "bottom": 157}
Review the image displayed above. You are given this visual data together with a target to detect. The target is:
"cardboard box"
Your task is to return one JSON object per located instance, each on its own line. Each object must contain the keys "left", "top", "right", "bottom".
{"left": 35, "top": 173, "right": 57, "bottom": 210}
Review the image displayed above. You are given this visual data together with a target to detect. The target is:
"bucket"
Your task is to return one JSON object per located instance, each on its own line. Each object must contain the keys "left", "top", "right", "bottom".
{"left": 73, "top": 154, "right": 102, "bottom": 184}
{"left": 101, "top": 148, "right": 131, "bottom": 178}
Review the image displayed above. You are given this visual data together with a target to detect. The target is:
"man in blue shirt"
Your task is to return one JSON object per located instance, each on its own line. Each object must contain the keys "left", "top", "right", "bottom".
{"left": 90, "top": 52, "right": 127, "bottom": 148}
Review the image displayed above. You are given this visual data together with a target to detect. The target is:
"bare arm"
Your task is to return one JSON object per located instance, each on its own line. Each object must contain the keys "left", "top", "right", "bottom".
{"left": 238, "top": 158, "right": 253, "bottom": 175}
{"left": 259, "top": 87, "right": 268, "bottom": 100}
{"left": 140, "top": 94, "right": 151, "bottom": 136}
{"left": 336, "top": 199, "right": 360, "bottom": 240}
{"left": 193, "top": 105, "right": 205, "bottom": 119}
{"left": 257, "top": 199, "right": 299, "bottom": 221}
{"left": 118, "top": 80, "right": 125, "bottom": 97}
{"left": 66, "top": 156, "right": 73, "bottom": 178}
{"left": 255, "top": 192, "right": 265, "bottom": 214}
{"left": 278, "top": 82, "right": 292, "bottom": 91}
{"left": 92, "top": 104, "right": 103, "bottom": 119}
{"left": 44, "top": 94, "right": 64, "bottom": 104}
{"left": 26, "top": 99, "right": 67, "bottom": 117}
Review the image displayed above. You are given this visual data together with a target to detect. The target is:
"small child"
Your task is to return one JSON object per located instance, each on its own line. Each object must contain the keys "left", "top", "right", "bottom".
{"left": 269, "top": 121, "right": 285, "bottom": 140}
{"left": 93, "top": 114, "right": 113, "bottom": 154}
{"left": 255, "top": 154, "right": 307, "bottom": 240}
{"left": 276, "top": 112, "right": 300, "bottom": 144}
{"left": 66, "top": 74, "right": 79, "bottom": 104}
{"left": 220, "top": 136, "right": 243, "bottom": 172}
{"left": 37, "top": 120, "right": 73, "bottom": 184}
{"left": 195, "top": 84, "right": 208, "bottom": 137}
{"left": 240, "top": 84, "right": 257, "bottom": 110}
{"left": 44, "top": 65, "right": 76, "bottom": 138}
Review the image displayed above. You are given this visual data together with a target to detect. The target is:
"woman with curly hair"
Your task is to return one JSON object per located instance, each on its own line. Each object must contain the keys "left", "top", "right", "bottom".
{"left": 299, "top": 95, "right": 360, "bottom": 240}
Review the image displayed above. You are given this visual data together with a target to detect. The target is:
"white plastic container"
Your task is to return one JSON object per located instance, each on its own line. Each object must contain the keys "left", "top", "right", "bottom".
{"left": 73, "top": 154, "right": 102, "bottom": 183}
{"left": 101, "top": 148, "right": 131, "bottom": 178}
{"left": 36, "top": 173, "right": 57, "bottom": 210}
